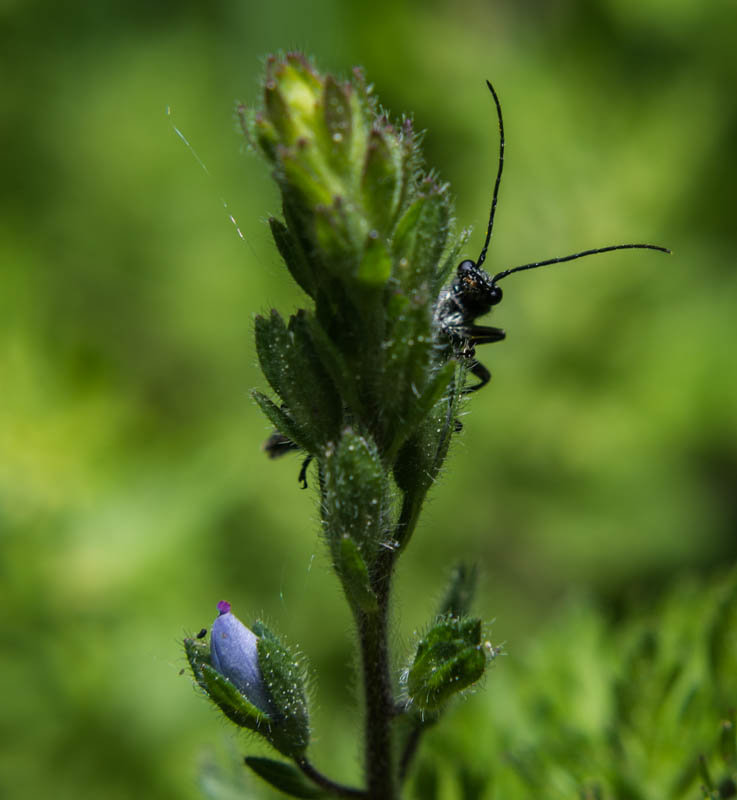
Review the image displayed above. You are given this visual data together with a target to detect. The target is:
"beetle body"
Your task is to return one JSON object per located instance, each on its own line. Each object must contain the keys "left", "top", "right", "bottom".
{"left": 433, "top": 80, "right": 669, "bottom": 395}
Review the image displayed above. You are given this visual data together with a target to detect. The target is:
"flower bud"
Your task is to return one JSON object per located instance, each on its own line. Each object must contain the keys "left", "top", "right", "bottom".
{"left": 406, "top": 616, "right": 495, "bottom": 712}
{"left": 210, "top": 600, "right": 272, "bottom": 714}
{"left": 185, "top": 602, "right": 311, "bottom": 757}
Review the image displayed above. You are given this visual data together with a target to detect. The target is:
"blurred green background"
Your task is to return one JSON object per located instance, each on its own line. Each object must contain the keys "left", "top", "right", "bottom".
{"left": 2, "top": 0, "right": 736, "bottom": 797}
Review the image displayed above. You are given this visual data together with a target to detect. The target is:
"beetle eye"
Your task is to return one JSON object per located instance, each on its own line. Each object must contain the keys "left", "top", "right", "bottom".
{"left": 490, "top": 285, "right": 503, "bottom": 305}
{"left": 457, "top": 260, "right": 475, "bottom": 274}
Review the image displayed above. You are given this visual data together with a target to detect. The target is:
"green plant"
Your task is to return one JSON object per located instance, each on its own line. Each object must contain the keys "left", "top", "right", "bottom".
{"left": 184, "top": 53, "right": 496, "bottom": 799}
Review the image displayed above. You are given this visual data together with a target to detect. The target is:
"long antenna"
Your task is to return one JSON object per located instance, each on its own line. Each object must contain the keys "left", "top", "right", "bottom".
{"left": 491, "top": 243, "right": 671, "bottom": 284}
{"left": 476, "top": 80, "right": 505, "bottom": 270}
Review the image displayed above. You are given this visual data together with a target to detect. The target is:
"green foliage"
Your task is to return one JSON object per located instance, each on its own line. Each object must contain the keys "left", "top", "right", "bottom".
{"left": 410, "top": 569, "right": 737, "bottom": 800}
{"left": 338, "top": 536, "right": 380, "bottom": 614}
{"left": 438, "top": 564, "right": 479, "bottom": 620}
{"left": 406, "top": 616, "right": 490, "bottom": 712}
{"left": 322, "top": 427, "right": 389, "bottom": 568}
{"left": 254, "top": 309, "right": 343, "bottom": 452}
{"left": 252, "top": 622, "right": 311, "bottom": 758}
{"left": 248, "top": 53, "right": 463, "bottom": 468}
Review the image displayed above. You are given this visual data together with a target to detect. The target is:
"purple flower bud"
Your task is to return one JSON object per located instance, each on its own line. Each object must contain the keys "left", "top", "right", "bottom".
{"left": 210, "top": 601, "right": 272, "bottom": 713}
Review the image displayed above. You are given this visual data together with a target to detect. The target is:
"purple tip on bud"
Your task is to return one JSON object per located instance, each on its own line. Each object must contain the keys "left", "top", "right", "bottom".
{"left": 211, "top": 604, "right": 271, "bottom": 713}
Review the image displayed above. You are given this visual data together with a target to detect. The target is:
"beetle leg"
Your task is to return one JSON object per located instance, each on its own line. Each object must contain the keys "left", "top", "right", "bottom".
{"left": 467, "top": 324, "right": 506, "bottom": 346}
{"left": 463, "top": 360, "right": 491, "bottom": 393}
{"left": 298, "top": 454, "right": 314, "bottom": 489}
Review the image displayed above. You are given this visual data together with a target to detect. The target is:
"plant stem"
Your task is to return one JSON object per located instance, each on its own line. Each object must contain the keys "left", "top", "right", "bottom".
{"left": 295, "top": 757, "right": 367, "bottom": 798}
{"left": 398, "top": 723, "right": 423, "bottom": 783}
{"left": 358, "top": 551, "right": 398, "bottom": 799}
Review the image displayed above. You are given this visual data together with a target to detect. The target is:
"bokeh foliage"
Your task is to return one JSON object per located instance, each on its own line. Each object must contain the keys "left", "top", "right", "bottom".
{"left": 2, "top": 0, "right": 736, "bottom": 798}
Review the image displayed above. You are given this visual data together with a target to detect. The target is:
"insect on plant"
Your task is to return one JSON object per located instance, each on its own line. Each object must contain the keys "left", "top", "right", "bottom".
{"left": 264, "top": 79, "right": 670, "bottom": 484}
{"left": 435, "top": 80, "right": 670, "bottom": 394}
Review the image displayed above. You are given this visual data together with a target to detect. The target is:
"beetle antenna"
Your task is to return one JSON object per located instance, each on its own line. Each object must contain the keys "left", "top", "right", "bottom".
{"left": 475, "top": 80, "right": 505, "bottom": 270}
{"left": 491, "top": 243, "right": 671, "bottom": 284}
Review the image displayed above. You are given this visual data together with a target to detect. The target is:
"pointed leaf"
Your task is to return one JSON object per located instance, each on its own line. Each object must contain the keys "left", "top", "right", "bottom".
{"left": 184, "top": 636, "right": 211, "bottom": 689}
{"left": 407, "top": 617, "right": 487, "bottom": 711}
{"left": 264, "top": 81, "right": 297, "bottom": 142}
{"left": 323, "top": 428, "right": 389, "bottom": 565}
{"left": 379, "top": 293, "right": 437, "bottom": 452}
{"left": 279, "top": 149, "right": 336, "bottom": 213}
{"left": 361, "top": 127, "right": 401, "bottom": 234}
{"left": 320, "top": 76, "right": 353, "bottom": 172}
{"left": 391, "top": 183, "right": 451, "bottom": 294}
{"left": 439, "top": 564, "right": 479, "bottom": 619}
{"left": 313, "top": 198, "right": 360, "bottom": 270}
{"left": 394, "top": 382, "right": 460, "bottom": 549}
{"left": 435, "top": 227, "right": 471, "bottom": 293}
{"left": 385, "top": 361, "right": 455, "bottom": 462}
{"left": 301, "top": 312, "right": 363, "bottom": 416}
{"left": 270, "top": 217, "right": 316, "bottom": 299}
{"left": 254, "top": 309, "right": 292, "bottom": 399}
{"left": 356, "top": 230, "right": 392, "bottom": 286}
{"left": 245, "top": 757, "right": 326, "bottom": 799}
{"left": 252, "top": 391, "right": 316, "bottom": 455}
{"left": 254, "top": 310, "right": 342, "bottom": 446}
{"left": 339, "top": 536, "right": 379, "bottom": 614}
{"left": 252, "top": 621, "right": 310, "bottom": 757}
{"left": 199, "top": 663, "right": 273, "bottom": 730}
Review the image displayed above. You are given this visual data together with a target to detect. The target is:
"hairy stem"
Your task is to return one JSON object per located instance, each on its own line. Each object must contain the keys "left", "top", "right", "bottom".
{"left": 358, "top": 553, "right": 398, "bottom": 799}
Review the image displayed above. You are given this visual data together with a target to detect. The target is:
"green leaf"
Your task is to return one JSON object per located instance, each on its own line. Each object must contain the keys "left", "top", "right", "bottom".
{"left": 184, "top": 636, "right": 211, "bottom": 689}
{"left": 300, "top": 311, "right": 364, "bottom": 416}
{"left": 244, "top": 757, "right": 326, "bottom": 799}
{"left": 384, "top": 361, "right": 455, "bottom": 463}
{"left": 707, "top": 567, "right": 737, "bottom": 694}
{"left": 378, "top": 293, "right": 434, "bottom": 447}
{"left": 251, "top": 112, "right": 279, "bottom": 162}
{"left": 264, "top": 81, "right": 296, "bottom": 142}
{"left": 361, "top": 127, "right": 401, "bottom": 235}
{"left": 393, "top": 377, "right": 460, "bottom": 549}
{"left": 185, "top": 635, "right": 274, "bottom": 734}
{"left": 313, "top": 198, "right": 360, "bottom": 270}
{"left": 252, "top": 391, "right": 316, "bottom": 455}
{"left": 252, "top": 622, "right": 310, "bottom": 757}
{"left": 287, "top": 309, "right": 344, "bottom": 435}
{"left": 254, "top": 309, "right": 343, "bottom": 447}
{"left": 280, "top": 149, "right": 335, "bottom": 210}
{"left": 339, "top": 536, "right": 379, "bottom": 614}
{"left": 356, "top": 230, "right": 392, "bottom": 286}
{"left": 282, "top": 52, "right": 323, "bottom": 94}
{"left": 199, "top": 663, "right": 273, "bottom": 730}
{"left": 407, "top": 617, "right": 487, "bottom": 711}
{"left": 438, "top": 563, "right": 478, "bottom": 620}
{"left": 322, "top": 428, "right": 389, "bottom": 566}
{"left": 254, "top": 309, "right": 293, "bottom": 398}
{"left": 319, "top": 76, "right": 353, "bottom": 173}
{"left": 269, "top": 217, "right": 316, "bottom": 299}
{"left": 434, "top": 226, "right": 471, "bottom": 293}
{"left": 391, "top": 183, "right": 451, "bottom": 294}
